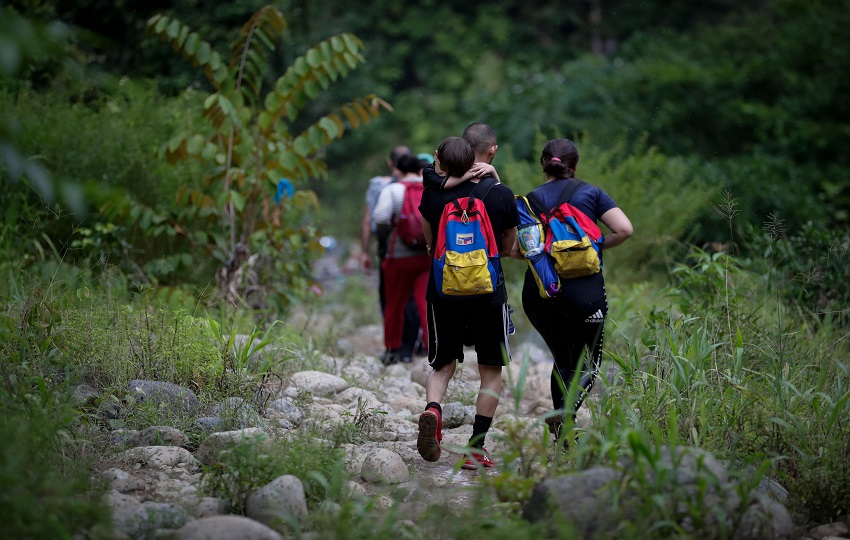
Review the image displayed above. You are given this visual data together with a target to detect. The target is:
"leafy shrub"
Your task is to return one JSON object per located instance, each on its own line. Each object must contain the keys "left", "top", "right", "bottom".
{"left": 1, "top": 291, "right": 111, "bottom": 539}
{"left": 58, "top": 304, "right": 222, "bottom": 390}
{"left": 746, "top": 221, "right": 850, "bottom": 325}
{"left": 0, "top": 391, "right": 111, "bottom": 539}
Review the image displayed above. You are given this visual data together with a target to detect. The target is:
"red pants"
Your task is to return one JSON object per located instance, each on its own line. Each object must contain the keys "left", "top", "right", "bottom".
{"left": 381, "top": 255, "right": 430, "bottom": 351}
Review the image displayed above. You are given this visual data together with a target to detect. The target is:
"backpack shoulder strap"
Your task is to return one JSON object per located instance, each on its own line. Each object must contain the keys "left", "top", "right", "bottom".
{"left": 467, "top": 176, "right": 498, "bottom": 210}
{"left": 526, "top": 179, "right": 586, "bottom": 217}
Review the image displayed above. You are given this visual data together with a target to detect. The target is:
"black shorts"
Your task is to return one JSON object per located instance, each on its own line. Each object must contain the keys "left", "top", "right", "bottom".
{"left": 426, "top": 300, "right": 511, "bottom": 370}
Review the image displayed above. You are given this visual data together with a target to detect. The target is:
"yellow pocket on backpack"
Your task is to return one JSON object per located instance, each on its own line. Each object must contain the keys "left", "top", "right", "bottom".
{"left": 441, "top": 249, "right": 494, "bottom": 296}
{"left": 551, "top": 238, "right": 600, "bottom": 279}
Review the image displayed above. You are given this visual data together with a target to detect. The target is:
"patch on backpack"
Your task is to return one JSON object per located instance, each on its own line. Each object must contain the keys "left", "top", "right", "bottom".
{"left": 455, "top": 233, "right": 474, "bottom": 246}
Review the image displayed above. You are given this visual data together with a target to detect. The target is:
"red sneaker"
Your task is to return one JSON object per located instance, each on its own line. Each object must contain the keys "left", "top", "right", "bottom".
{"left": 461, "top": 447, "right": 494, "bottom": 470}
{"left": 417, "top": 407, "right": 443, "bottom": 462}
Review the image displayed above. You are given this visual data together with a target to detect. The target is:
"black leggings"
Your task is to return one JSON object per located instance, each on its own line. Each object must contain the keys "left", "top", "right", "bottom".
{"left": 522, "top": 282, "right": 607, "bottom": 417}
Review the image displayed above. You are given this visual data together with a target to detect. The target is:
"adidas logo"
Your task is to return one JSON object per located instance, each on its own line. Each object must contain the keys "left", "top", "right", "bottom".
{"left": 584, "top": 309, "right": 604, "bottom": 323}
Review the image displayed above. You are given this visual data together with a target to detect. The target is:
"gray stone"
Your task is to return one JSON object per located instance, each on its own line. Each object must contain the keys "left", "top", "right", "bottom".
{"left": 290, "top": 370, "right": 349, "bottom": 397}
{"left": 111, "top": 429, "right": 137, "bottom": 446}
{"left": 72, "top": 383, "right": 100, "bottom": 405}
{"left": 128, "top": 380, "right": 199, "bottom": 413}
{"left": 193, "top": 497, "right": 227, "bottom": 518}
{"left": 734, "top": 497, "right": 795, "bottom": 540}
{"left": 360, "top": 448, "right": 409, "bottom": 484}
{"left": 118, "top": 446, "right": 200, "bottom": 472}
{"left": 125, "top": 426, "right": 188, "bottom": 448}
{"left": 810, "top": 522, "right": 850, "bottom": 540}
{"left": 101, "top": 468, "right": 145, "bottom": 493}
{"left": 523, "top": 466, "right": 619, "bottom": 538}
{"left": 212, "top": 397, "right": 264, "bottom": 429}
{"left": 194, "top": 416, "right": 223, "bottom": 433}
{"left": 113, "top": 501, "right": 189, "bottom": 539}
{"left": 441, "top": 402, "right": 475, "bottom": 428}
{"left": 99, "top": 401, "right": 122, "bottom": 420}
{"left": 171, "top": 515, "right": 283, "bottom": 540}
{"left": 194, "top": 428, "right": 268, "bottom": 466}
{"left": 245, "top": 475, "right": 308, "bottom": 528}
{"left": 268, "top": 398, "right": 304, "bottom": 426}
{"left": 524, "top": 445, "right": 794, "bottom": 539}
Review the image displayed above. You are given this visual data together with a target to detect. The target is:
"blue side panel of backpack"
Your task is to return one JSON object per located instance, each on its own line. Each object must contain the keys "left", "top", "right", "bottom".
{"left": 516, "top": 197, "right": 560, "bottom": 297}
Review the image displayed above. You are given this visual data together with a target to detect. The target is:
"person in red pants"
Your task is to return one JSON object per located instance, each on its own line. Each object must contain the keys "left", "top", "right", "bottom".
{"left": 372, "top": 153, "right": 430, "bottom": 364}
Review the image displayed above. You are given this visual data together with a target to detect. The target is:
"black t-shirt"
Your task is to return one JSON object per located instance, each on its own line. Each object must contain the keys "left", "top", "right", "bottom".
{"left": 419, "top": 166, "right": 520, "bottom": 304}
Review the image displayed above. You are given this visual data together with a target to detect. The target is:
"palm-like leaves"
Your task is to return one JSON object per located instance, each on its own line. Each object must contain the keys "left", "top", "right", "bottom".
{"left": 145, "top": 6, "right": 391, "bottom": 306}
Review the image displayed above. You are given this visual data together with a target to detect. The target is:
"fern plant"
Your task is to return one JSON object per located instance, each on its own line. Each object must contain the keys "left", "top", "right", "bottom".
{"left": 143, "top": 6, "right": 391, "bottom": 308}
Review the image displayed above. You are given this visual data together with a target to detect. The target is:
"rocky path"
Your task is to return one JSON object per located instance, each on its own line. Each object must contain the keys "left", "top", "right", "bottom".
{"left": 91, "top": 243, "right": 849, "bottom": 539}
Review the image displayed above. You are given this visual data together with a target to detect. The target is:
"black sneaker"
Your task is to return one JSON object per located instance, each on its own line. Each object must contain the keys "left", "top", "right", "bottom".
{"left": 381, "top": 350, "right": 401, "bottom": 366}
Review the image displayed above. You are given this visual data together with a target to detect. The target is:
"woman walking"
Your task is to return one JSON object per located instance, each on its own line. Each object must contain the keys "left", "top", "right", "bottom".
{"left": 511, "top": 138, "right": 633, "bottom": 440}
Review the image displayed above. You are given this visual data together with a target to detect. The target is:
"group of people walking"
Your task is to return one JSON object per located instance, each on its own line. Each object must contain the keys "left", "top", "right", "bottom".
{"left": 360, "top": 123, "right": 633, "bottom": 469}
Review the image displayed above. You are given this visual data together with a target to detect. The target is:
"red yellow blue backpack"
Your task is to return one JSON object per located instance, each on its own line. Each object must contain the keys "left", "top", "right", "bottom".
{"left": 525, "top": 179, "right": 604, "bottom": 283}
{"left": 431, "top": 177, "right": 502, "bottom": 297}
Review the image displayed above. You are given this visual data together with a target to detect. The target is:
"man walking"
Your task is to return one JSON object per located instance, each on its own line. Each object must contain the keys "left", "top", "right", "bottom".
{"left": 417, "top": 123, "right": 519, "bottom": 468}
{"left": 360, "top": 145, "right": 423, "bottom": 363}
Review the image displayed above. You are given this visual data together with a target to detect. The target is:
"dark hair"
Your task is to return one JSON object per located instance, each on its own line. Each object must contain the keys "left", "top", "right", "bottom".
{"left": 436, "top": 137, "right": 474, "bottom": 178}
{"left": 396, "top": 153, "right": 422, "bottom": 174}
{"left": 540, "top": 138, "right": 579, "bottom": 178}
{"left": 462, "top": 122, "right": 497, "bottom": 155}
{"left": 389, "top": 145, "right": 412, "bottom": 168}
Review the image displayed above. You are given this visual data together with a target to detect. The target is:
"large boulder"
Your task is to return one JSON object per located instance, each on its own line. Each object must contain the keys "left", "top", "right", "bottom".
{"left": 523, "top": 445, "right": 795, "bottom": 539}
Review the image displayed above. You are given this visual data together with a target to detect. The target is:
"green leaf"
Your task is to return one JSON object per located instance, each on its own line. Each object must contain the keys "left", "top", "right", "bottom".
{"left": 304, "top": 79, "right": 319, "bottom": 99}
{"left": 153, "top": 15, "right": 169, "bottom": 34}
{"left": 177, "top": 25, "right": 189, "bottom": 48}
{"left": 208, "top": 52, "right": 222, "bottom": 72}
{"left": 197, "top": 41, "right": 211, "bottom": 64}
{"left": 330, "top": 35, "right": 344, "bottom": 52}
{"left": 294, "top": 56, "right": 308, "bottom": 76}
{"left": 185, "top": 33, "right": 199, "bottom": 55}
{"left": 315, "top": 69, "right": 330, "bottom": 89}
{"left": 186, "top": 134, "right": 206, "bottom": 155}
{"left": 166, "top": 20, "right": 181, "bottom": 39}
{"left": 229, "top": 190, "right": 246, "bottom": 212}
{"left": 293, "top": 136, "right": 312, "bottom": 157}
{"left": 342, "top": 33, "right": 359, "bottom": 54}
{"left": 309, "top": 126, "right": 325, "bottom": 148}
{"left": 279, "top": 151, "right": 298, "bottom": 171}
{"left": 202, "top": 142, "right": 217, "bottom": 161}
{"left": 258, "top": 111, "right": 272, "bottom": 131}
{"left": 306, "top": 48, "right": 322, "bottom": 68}
{"left": 318, "top": 117, "right": 339, "bottom": 140}
{"left": 343, "top": 52, "right": 358, "bottom": 70}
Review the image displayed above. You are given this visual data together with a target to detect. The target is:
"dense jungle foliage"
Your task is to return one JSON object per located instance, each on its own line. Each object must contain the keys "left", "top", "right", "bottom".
{"left": 1, "top": 0, "right": 849, "bottom": 538}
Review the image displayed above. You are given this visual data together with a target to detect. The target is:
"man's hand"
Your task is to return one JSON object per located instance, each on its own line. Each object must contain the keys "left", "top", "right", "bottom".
{"left": 360, "top": 252, "right": 373, "bottom": 273}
